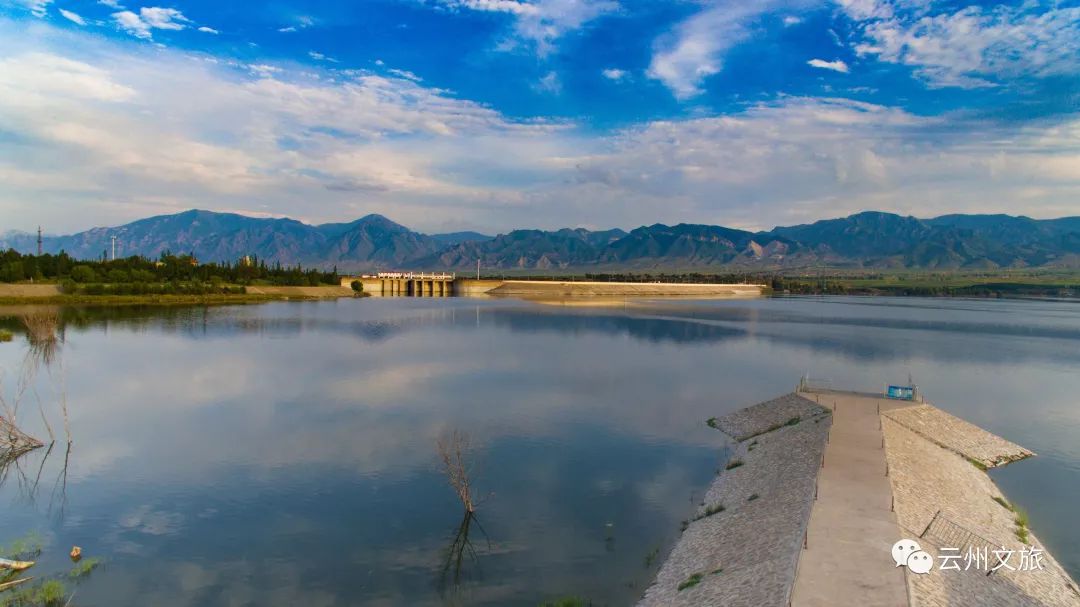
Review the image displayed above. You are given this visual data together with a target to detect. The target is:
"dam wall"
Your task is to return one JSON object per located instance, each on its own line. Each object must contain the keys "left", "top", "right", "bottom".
{"left": 488, "top": 280, "right": 764, "bottom": 297}
{"left": 341, "top": 277, "right": 765, "bottom": 298}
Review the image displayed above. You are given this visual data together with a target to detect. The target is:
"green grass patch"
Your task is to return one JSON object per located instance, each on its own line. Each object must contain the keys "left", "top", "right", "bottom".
{"left": 784, "top": 416, "right": 801, "bottom": 427}
{"left": 725, "top": 459, "right": 744, "bottom": 471}
{"left": 0, "top": 579, "right": 67, "bottom": 607}
{"left": 0, "top": 533, "right": 44, "bottom": 560}
{"left": 1013, "top": 508, "right": 1031, "bottom": 545}
{"left": 966, "top": 456, "right": 988, "bottom": 472}
{"left": 677, "top": 572, "right": 704, "bottom": 592}
{"left": 992, "top": 496, "right": 1015, "bottom": 512}
{"left": 706, "top": 417, "right": 719, "bottom": 429}
{"left": 0, "top": 329, "right": 13, "bottom": 343}
{"left": 691, "top": 503, "right": 726, "bottom": 522}
{"left": 68, "top": 558, "right": 102, "bottom": 579}
{"left": 1015, "top": 526, "right": 1030, "bottom": 545}
{"left": 1014, "top": 508, "right": 1029, "bottom": 528}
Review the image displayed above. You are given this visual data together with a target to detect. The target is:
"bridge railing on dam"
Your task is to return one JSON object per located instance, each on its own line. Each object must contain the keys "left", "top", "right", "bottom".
{"left": 370, "top": 272, "right": 456, "bottom": 280}
{"left": 342, "top": 272, "right": 458, "bottom": 297}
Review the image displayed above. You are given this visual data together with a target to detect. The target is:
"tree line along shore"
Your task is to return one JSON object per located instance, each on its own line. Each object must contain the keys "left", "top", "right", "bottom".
{"left": 3, "top": 249, "right": 1079, "bottom": 303}
{"left": 0, "top": 250, "right": 357, "bottom": 304}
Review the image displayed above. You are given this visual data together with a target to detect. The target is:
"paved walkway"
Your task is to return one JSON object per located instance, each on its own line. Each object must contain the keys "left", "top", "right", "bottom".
{"left": 791, "top": 392, "right": 909, "bottom": 607}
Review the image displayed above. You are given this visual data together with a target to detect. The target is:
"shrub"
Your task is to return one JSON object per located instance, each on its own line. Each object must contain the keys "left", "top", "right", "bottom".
{"left": 69, "top": 265, "right": 97, "bottom": 283}
{"left": 106, "top": 269, "right": 130, "bottom": 283}
{"left": 0, "top": 329, "right": 13, "bottom": 343}
{"left": 351, "top": 280, "right": 364, "bottom": 293}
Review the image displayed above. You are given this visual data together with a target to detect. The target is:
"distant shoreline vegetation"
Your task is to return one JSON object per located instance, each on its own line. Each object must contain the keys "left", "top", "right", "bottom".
{"left": 3, "top": 249, "right": 1079, "bottom": 300}
{"left": 1, "top": 250, "right": 339, "bottom": 289}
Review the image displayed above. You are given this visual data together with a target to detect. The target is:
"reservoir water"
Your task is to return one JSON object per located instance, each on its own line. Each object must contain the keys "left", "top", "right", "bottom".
{"left": 1, "top": 296, "right": 1078, "bottom": 605}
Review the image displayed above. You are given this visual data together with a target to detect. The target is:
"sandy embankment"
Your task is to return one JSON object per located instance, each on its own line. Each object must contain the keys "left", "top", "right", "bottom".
{"left": 489, "top": 280, "right": 765, "bottom": 297}
{"left": 241, "top": 285, "right": 354, "bottom": 298}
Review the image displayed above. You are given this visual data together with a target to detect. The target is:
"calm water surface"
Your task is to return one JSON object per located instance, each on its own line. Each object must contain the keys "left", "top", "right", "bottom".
{"left": 1, "top": 296, "right": 1078, "bottom": 605}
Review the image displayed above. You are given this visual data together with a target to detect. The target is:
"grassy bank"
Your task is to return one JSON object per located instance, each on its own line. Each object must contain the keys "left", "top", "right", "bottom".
{"left": 0, "top": 293, "right": 291, "bottom": 306}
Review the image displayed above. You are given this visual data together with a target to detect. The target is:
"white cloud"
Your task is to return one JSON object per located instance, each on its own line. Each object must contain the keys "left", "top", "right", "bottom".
{"left": 648, "top": 1, "right": 793, "bottom": 99}
{"left": 557, "top": 97, "right": 1080, "bottom": 229}
{"left": 112, "top": 7, "right": 191, "bottom": 39}
{"left": 2, "top": 19, "right": 1079, "bottom": 234}
{"left": 783, "top": 15, "right": 802, "bottom": 26}
{"left": 808, "top": 58, "right": 849, "bottom": 73}
{"left": 441, "top": 0, "right": 618, "bottom": 55}
{"left": 308, "top": 51, "right": 338, "bottom": 62}
{"left": 454, "top": 0, "right": 538, "bottom": 15}
{"left": 601, "top": 68, "right": 627, "bottom": 80}
{"left": 0, "top": 27, "right": 569, "bottom": 231}
{"left": 59, "top": 8, "right": 86, "bottom": 25}
{"left": 112, "top": 10, "right": 150, "bottom": 38}
{"left": 388, "top": 68, "right": 421, "bottom": 81}
{"left": 535, "top": 71, "right": 561, "bottom": 94}
{"left": 843, "top": 1, "right": 1080, "bottom": 88}
{"left": 97, "top": 0, "right": 123, "bottom": 7}
{"left": 139, "top": 7, "right": 189, "bottom": 30}
{"left": 278, "top": 15, "right": 314, "bottom": 33}
{"left": 21, "top": 0, "right": 53, "bottom": 17}
{"left": 197, "top": 26, "right": 219, "bottom": 34}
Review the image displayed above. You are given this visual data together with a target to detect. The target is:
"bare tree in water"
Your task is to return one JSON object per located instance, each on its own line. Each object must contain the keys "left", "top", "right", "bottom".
{"left": 438, "top": 429, "right": 476, "bottom": 513}
{"left": 436, "top": 429, "right": 492, "bottom": 599}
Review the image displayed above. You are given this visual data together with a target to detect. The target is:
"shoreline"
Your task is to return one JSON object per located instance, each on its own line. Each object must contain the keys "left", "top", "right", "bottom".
{"left": 0, "top": 284, "right": 357, "bottom": 306}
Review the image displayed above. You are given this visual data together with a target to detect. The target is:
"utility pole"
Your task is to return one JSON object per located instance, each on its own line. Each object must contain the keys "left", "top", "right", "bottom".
{"left": 476, "top": 259, "right": 480, "bottom": 280}
{"left": 111, "top": 236, "right": 117, "bottom": 261}
{"left": 37, "top": 226, "right": 42, "bottom": 256}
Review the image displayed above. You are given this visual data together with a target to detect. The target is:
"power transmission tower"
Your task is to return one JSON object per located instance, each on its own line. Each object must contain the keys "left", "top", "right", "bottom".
{"left": 37, "top": 226, "right": 42, "bottom": 256}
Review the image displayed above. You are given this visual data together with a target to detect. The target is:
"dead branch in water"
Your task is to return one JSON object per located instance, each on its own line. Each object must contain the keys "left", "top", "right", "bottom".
{"left": 0, "top": 416, "right": 43, "bottom": 457}
{"left": 437, "top": 429, "right": 476, "bottom": 513}
{"left": 22, "top": 310, "right": 62, "bottom": 374}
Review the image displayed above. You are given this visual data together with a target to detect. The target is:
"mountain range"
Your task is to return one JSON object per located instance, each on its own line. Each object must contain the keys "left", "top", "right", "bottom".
{"left": 3, "top": 209, "right": 1080, "bottom": 271}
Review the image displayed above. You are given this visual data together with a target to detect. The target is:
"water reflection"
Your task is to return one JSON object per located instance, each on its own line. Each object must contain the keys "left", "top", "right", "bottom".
{"left": 0, "top": 297, "right": 1077, "bottom": 604}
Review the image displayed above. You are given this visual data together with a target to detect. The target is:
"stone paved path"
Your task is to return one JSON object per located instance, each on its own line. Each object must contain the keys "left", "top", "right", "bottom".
{"left": 791, "top": 392, "right": 909, "bottom": 607}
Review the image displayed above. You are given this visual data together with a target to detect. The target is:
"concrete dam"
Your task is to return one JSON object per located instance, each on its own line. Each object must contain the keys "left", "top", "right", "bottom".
{"left": 341, "top": 273, "right": 765, "bottom": 298}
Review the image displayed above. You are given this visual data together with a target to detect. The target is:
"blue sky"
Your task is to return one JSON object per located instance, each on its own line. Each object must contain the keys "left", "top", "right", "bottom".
{"left": 1, "top": 0, "right": 1079, "bottom": 234}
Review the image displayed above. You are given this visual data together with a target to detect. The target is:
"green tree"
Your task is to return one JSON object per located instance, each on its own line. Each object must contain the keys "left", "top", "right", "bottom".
{"left": 70, "top": 265, "right": 98, "bottom": 283}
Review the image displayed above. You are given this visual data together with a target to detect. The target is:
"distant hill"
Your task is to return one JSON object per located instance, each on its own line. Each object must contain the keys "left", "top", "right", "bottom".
{"left": 429, "top": 231, "right": 493, "bottom": 247}
{"left": 3, "top": 210, "right": 1079, "bottom": 271}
